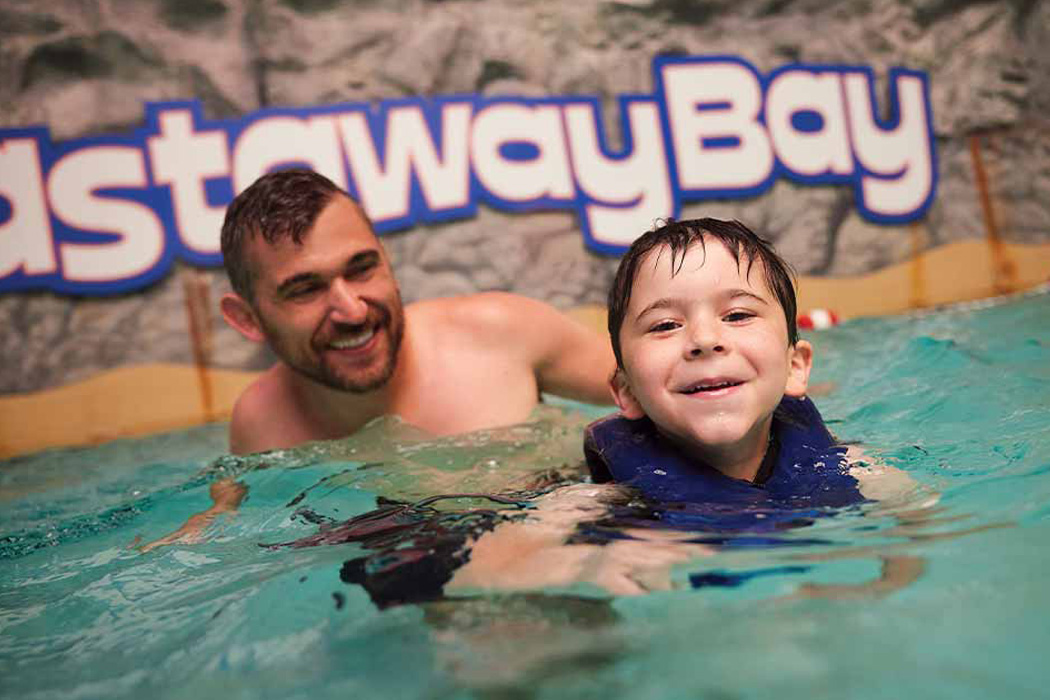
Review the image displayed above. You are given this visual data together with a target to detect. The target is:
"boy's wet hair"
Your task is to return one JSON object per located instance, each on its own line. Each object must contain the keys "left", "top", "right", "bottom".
{"left": 607, "top": 218, "right": 799, "bottom": 368}
{"left": 221, "top": 168, "right": 365, "bottom": 303}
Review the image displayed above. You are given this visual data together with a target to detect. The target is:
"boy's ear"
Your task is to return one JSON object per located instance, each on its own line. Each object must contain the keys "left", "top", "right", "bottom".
{"left": 610, "top": 369, "right": 646, "bottom": 419}
{"left": 784, "top": 339, "right": 814, "bottom": 397}
{"left": 220, "top": 292, "right": 266, "bottom": 343}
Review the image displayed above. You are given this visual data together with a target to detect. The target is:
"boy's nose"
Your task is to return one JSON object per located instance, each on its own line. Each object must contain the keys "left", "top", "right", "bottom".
{"left": 685, "top": 322, "right": 726, "bottom": 357}
{"left": 328, "top": 279, "right": 369, "bottom": 324}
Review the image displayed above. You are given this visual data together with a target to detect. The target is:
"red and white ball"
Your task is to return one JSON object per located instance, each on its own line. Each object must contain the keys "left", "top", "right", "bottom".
{"left": 797, "top": 308, "right": 839, "bottom": 331}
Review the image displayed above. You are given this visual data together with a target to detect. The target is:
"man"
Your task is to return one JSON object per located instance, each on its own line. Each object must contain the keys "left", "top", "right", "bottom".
{"left": 139, "top": 168, "right": 614, "bottom": 551}
{"left": 219, "top": 168, "right": 615, "bottom": 454}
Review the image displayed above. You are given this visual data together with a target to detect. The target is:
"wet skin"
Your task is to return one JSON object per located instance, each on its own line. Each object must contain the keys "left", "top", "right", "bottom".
{"left": 242, "top": 196, "right": 405, "bottom": 394}
{"left": 217, "top": 193, "right": 616, "bottom": 454}
{"left": 611, "top": 240, "right": 812, "bottom": 482}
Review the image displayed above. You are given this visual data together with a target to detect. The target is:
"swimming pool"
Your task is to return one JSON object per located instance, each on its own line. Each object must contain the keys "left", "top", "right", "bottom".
{"left": 2, "top": 291, "right": 1049, "bottom": 699}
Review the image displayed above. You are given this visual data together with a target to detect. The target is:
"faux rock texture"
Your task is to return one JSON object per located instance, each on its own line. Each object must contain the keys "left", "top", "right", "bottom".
{"left": 0, "top": 0, "right": 1047, "bottom": 392}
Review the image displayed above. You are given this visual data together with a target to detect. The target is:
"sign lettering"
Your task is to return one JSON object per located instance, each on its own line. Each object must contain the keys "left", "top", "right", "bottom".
{"left": 0, "top": 56, "right": 937, "bottom": 295}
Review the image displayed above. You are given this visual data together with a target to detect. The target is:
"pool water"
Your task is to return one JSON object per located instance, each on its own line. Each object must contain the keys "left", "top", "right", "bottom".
{"left": 2, "top": 292, "right": 1049, "bottom": 699}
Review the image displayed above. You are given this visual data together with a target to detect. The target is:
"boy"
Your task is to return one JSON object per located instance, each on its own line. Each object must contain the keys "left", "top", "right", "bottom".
{"left": 275, "top": 219, "right": 926, "bottom": 599}
{"left": 585, "top": 218, "right": 865, "bottom": 510}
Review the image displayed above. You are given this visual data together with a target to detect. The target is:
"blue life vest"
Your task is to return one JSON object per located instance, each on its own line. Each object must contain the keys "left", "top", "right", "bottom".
{"left": 583, "top": 396, "right": 866, "bottom": 533}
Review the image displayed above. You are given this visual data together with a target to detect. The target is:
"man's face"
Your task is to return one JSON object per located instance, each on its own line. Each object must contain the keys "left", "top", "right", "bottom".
{"left": 613, "top": 240, "right": 811, "bottom": 461}
{"left": 246, "top": 195, "right": 405, "bottom": 393}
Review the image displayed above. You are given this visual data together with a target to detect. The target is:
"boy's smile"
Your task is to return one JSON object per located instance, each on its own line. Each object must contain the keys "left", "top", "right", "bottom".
{"left": 612, "top": 239, "right": 812, "bottom": 480}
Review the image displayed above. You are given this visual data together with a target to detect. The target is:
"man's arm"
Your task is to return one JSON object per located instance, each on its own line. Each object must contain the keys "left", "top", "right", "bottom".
{"left": 532, "top": 300, "right": 617, "bottom": 405}
{"left": 461, "top": 292, "right": 616, "bottom": 406}
{"left": 448, "top": 483, "right": 713, "bottom": 596}
{"left": 138, "top": 378, "right": 277, "bottom": 553}
{"left": 137, "top": 479, "right": 247, "bottom": 552}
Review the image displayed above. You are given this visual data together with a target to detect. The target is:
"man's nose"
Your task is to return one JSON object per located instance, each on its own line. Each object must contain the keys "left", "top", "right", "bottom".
{"left": 328, "top": 279, "right": 369, "bottom": 324}
{"left": 684, "top": 319, "right": 726, "bottom": 358}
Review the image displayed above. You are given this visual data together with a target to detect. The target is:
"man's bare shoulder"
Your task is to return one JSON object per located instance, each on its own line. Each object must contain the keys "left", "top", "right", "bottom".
{"left": 228, "top": 365, "right": 304, "bottom": 455}
{"left": 409, "top": 292, "right": 568, "bottom": 344}
{"left": 408, "top": 292, "right": 614, "bottom": 405}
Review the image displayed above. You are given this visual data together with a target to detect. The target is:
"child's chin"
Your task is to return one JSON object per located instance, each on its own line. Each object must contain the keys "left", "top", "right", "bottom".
{"left": 680, "top": 424, "right": 757, "bottom": 454}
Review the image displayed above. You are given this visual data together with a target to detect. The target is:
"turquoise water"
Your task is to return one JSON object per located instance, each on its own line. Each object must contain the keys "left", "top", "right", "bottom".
{"left": 2, "top": 293, "right": 1050, "bottom": 699}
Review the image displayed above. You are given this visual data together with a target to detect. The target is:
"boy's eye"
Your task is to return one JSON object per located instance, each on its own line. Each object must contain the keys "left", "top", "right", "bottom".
{"left": 723, "top": 311, "right": 755, "bottom": 322}
{"left": 648, "top": 320, "right": 680, "bottom": 333}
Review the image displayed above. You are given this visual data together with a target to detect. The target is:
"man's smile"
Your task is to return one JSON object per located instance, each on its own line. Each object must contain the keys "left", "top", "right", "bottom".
{"left": 328, "top": 326, "right": 377, "bottom": 351}
{"left": 316, "top": 303, "right": 393, "bottom": 359}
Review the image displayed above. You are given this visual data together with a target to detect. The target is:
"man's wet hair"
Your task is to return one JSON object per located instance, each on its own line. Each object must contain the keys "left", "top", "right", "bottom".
{"left": 221, "top": 168, "right": 364, "bottom": 303}
{"left": 607, "top": 218, "right": 799, "bottom": 369}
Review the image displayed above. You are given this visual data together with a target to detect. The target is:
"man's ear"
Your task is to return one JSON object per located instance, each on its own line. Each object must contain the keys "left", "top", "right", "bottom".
{"left": 220, "top": 292, "right": 266, "bottom": 343}
{"left": 610, "top": 369, "right": 646, "bottom": 419}
{"left": 784, "top": 339, "right": 814, "bottom": 397}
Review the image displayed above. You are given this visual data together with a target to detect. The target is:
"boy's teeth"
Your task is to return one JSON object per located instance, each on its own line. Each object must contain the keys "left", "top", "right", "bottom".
{"left": 685, "top": 380, "right": 740, "bottom": 393}
{"left": 330, "top": 328, "right": 375, "bottom": 350}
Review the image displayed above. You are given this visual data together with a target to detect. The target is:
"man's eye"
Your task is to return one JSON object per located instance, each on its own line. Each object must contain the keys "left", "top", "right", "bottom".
{"left": 287, "top": 284, "right": 321, "bottom": 299}
{"left": 345, "top": 261, "right": 377, "bottom": 280}
{"left": 724, "top": 311, "right": 755, "bottom": 322}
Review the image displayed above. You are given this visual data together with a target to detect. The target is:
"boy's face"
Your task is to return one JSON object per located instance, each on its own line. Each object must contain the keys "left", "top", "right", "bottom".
{"left": 611, "top": 240, "right": 812, "bottom": 462}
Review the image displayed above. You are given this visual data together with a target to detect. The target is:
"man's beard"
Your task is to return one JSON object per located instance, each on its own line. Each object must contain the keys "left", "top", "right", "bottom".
{"left": 263, "top": 296, "right": 405, "bottom": 394}
{"left": 318, "top": 302, "right": 404, "bottom": 393}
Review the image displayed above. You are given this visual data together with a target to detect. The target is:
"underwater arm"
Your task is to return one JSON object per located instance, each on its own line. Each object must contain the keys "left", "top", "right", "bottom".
{"left": 847, "top": 445, "right": 938, "bottom": 508}
{"left": 789, "top": 555, "right": 926, "bottom": 601}
{"left": 850, "top": 464, "right": 922, "bottom": 502}
{"left": 137, "top": 478, "right": 247, "bottom": 553}
{"left": 447, "top": 483, "right": 712, "bottom": 596}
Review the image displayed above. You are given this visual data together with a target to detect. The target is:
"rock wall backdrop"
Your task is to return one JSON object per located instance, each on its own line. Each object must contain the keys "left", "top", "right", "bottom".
{"left": 1, "top": 0, "right": 1048, "bottom": 396}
